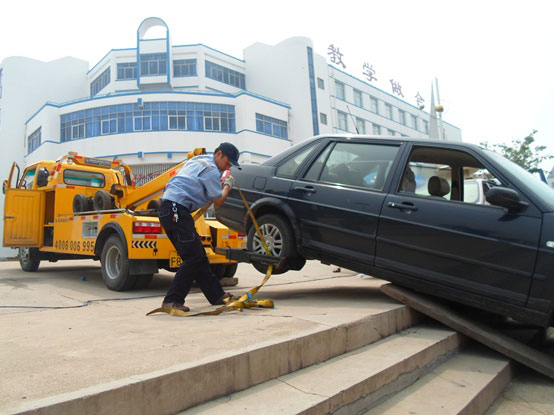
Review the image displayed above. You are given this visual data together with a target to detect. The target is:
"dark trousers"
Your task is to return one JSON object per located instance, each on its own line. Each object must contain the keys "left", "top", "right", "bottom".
{"left": 159, "top": 199, "right": 224, "bottom": 305}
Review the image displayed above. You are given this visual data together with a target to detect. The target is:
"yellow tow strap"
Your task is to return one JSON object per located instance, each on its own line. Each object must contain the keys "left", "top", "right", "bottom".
{"left": 147, "top": 182, "right": 276, "bottom": 317}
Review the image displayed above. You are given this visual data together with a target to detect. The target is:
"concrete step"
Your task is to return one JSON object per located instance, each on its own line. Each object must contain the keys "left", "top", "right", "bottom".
{"left": 180, "top": 324, "right": 462, "bottom": 414}
{"left": 364, "top": 346, "right": 511, "bottom": 415}
{"left": 12, "top": 295, "right": 420, "bottom": 415}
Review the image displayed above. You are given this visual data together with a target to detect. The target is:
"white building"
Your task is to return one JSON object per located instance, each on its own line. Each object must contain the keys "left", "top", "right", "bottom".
{"left": 0, "top": 17, "right": 461, "bottom": 258}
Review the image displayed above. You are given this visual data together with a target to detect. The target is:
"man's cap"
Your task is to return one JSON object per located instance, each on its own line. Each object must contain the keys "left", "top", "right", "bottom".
{"left": 215, "top": 142, "right": 240, "bottom": 167}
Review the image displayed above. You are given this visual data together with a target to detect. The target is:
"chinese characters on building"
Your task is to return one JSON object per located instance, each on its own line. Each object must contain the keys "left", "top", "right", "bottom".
{"left": 362, "top": 63, "right": 377, "bottom": 82}
{"left": 415, "top": 92, "right": 425, "bottom": 109}
{"left": 390, "top": 80, "right": 404, "bottom": 97}
{"left": 327, "top": 44, "right": 346, "bottom": 69}
{"left": 328, "top": 46, "right": 430, "bottom": 109}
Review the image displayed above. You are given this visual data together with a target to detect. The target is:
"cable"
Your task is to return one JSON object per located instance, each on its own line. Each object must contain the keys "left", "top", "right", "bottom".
{"left": 0, "top": 294, "right": 162, "bottom": 310}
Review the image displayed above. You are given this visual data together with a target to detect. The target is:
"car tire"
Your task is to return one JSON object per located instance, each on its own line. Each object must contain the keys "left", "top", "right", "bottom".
{"left": 93, "top": 190, "right": 113, "bottom": 211}
{"left": 19, "top": 247, "right": 40, "bottom": 272}
{"left": 73, "top": 194, "right": 89, "bottom": 213}
{"left": 101, "top": 235, "right": 135, "bottom": 291}
{"left": 247, "top": 214, "right": 296, "bottom": 275}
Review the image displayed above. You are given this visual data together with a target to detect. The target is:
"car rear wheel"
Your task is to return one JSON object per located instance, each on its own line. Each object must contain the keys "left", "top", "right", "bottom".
{"left": 19, "top": 247, "right": 40, "bottom": 272}
{"left": 101, "top": 235, "right": 135, "bottom": 291}
{"left": 247, "top": 214, "right": 296, "bottom": 275}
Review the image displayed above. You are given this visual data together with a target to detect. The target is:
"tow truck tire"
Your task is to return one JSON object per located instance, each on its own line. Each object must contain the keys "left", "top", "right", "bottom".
{"left": 210, "top": 264, "right": 226, "bottom": 279}
{"left": 147, "top": 199, "right": 160, "bottom": 212}
{"left": 223, "top": 263, "right": 238, "bottom": 278}
{"left": 19, "top": 247, "right": 40, "bottom": 272}
{"left": 101, "top": 235, "right": 135, "bottom": 291}
{"left": 247, "top": 214, "right": 295, "bottom": 275}
{"left": 73, "top": 194, "right": 89, "bottom": 213}
{"left": 93, "top": 190, "right": 113, "bottom": 211}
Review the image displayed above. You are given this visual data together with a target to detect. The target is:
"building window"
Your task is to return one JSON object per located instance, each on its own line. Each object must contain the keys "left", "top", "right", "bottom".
{"left": 337, "top": 111, "right": 347, "bottom": 131}
{"left": 117, "top": 62, "right": 137, "bottom": 80}
{"left": 370, "top": 96, "right": 378, "bottom": 113}
{"left": 317, "top": 78, "right": 325, "bottom": 89}
{"left": 353, "top": 89, "right": 362, "bottom": 107}
{"left": 384, "top": 103, "right": 392, "bottom": 119}
{"left": 205, "top": 61, "right": 245, "bottom": 89}
{"left": 173, "top": 59, "right": 197, "bottom": 77}
{"left": 27, "top": 127, "right": 41, "bottom": 154}
{"left": 373, "top": 124, "right": 381, "bottom": 135}
{"left": 411, "top": 114, "right": 418, "bottom": 129}
{"left": 398, "top": 109, "right": 406, "bottom": 125}
{"left": 140, "top": 53, "right": 168, "bottom": 76}
{"left": 256, "top": 113, "right": 288, "bottom": 139}
{"left": 387, "top": 129, "right": 395, "bottom": 136}
{"left": 423, "top": 119, "right": 429, "bottom": 134}
{"left": 320, "top": 112, "right": 327, "bottom": 125}
{"left": 90, "top": 68, "right": 110, "bottom": 97}
{"left": 335, "top": 80, "right": 345, "bottom": 100}
{"left": 60, "top": 102, "right": 236, "bottom": 141}
{"left": 356, "top": 117, "right": 365, "bottom": 134}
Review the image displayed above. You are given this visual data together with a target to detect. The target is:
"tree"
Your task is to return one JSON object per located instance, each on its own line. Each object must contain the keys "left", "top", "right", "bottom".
{"left": 481, "top": 130, "right": 553, "bottom": 171}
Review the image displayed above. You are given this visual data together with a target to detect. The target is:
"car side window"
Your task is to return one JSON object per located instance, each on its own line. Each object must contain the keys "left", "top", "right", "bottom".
{"left": 275, "top": 145, "right": 315, "bottom": 179}
{"left": 306, "top": 142, "right": 399, "bottom": 190}
{"left": 400, "top": 146, "right": 502, "bottom": 205}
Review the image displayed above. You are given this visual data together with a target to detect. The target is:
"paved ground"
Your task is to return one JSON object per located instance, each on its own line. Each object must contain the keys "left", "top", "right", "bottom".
{"left": 1, "top": 258, "right": 553, "bottom": 414}
{"left": 0, "top": 258, "right": 399, "bottom": 413}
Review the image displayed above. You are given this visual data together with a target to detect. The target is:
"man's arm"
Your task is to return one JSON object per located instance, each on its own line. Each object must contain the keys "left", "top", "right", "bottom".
{"left": 213, "top": 184, "right": 231, "bottom": 207}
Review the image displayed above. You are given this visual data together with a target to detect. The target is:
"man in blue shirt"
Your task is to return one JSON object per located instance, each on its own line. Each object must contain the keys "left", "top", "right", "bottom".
{"left": 159, "top": 142, "right": 240, "bottom": 312}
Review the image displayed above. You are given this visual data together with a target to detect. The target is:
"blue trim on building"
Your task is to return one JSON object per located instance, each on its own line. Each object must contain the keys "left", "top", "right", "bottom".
{"left": 173, "top": 43, "right": 245, "bottom": 63}
{"left": 25, "top": 90, "right": 290, "bottom": 125}
{"left": 307, "top": 47, "right": 319, "bottom": 136}
{"left": 329, "top": 65, "right": 460, "bottom": 131}
{"left": 25, "top": 129, "right": 287, "bottom": 156}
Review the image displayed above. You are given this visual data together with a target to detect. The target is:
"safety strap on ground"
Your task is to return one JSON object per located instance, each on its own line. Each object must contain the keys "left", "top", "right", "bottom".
{"left": 147, "top": 182, "right": 277, "bottom": 317}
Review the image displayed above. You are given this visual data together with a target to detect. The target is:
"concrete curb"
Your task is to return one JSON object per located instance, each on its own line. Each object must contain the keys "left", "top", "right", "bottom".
{"left": 12, "top": 306, "right": 420, "bottom": 415}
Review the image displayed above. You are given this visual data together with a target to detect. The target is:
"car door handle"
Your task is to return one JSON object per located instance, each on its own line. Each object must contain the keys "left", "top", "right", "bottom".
{"left": 387, "top": 202, "right": 418, "bottom": 211}
{"left": 293, "top": 186, "right": 317, "bottom": 194}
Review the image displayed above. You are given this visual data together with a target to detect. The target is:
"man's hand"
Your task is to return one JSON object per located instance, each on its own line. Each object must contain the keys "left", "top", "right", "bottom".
{"left": 223, "top": 175, "right": 235, "bottom": 190}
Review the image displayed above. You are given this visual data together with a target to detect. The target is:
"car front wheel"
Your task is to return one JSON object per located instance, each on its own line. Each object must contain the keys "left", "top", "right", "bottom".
{"left": 247, "top": 214, "right": 297, "bottom": 275}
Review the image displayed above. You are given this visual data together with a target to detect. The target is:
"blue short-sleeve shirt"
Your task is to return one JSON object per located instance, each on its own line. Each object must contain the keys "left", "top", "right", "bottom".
{"left": 162, "top": 155, "right": 222, "bottom": 212}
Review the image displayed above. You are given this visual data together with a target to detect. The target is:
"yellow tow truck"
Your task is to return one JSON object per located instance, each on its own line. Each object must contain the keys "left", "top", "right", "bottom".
{"left": 2, "top": 149, "right": 245, "bottom": 291}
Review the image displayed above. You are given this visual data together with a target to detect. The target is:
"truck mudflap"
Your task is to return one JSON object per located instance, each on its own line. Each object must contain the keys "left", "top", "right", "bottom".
{"left": 214, "top": 247, "right": 283, "bottom": 267}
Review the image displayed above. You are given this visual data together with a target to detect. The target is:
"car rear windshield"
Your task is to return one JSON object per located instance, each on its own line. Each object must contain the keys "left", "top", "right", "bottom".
{"left": 485, "top": 150, "right": 554, "bottom": 211}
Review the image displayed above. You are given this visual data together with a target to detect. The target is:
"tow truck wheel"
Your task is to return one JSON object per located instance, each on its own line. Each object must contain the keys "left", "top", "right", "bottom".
{"left": 93, "top": 190, "right": 113, "bottom": 211}
{"left": 247, "top": 214, "right": 295, "bottom": 275}
{"left": 210, "top": 264, "right": 226, "bottom": 279}
{"left": 101, "top": 235, "right": 135, "bottom": 291}
{"left": 73, "top": 194, "right": 89, "bottom": 213}
{"left": 19, "top": 247, "right": 40, "bottom": 272}
{"left": 223, "top": 263, "right": 238, "bottom": 278}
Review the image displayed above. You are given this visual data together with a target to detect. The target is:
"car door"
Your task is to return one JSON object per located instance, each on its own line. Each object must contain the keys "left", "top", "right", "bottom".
{"left": 289, "top": 139, "right": 402, "bottom": 265}
{"left": 376, "top": 144, "right": 541, "bottom": 306}
{"left": 3, "top": 165, "right": 44, "bottom": 247}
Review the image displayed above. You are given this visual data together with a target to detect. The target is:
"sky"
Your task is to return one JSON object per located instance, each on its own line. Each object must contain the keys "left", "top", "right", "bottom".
{"left": 2, "top": 0, "right": 553, "bottom": 171}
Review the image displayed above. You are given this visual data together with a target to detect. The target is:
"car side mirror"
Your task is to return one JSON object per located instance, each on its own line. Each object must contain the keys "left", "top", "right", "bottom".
{"left": 485, "top": 187, "right": 528, "bottom": 213}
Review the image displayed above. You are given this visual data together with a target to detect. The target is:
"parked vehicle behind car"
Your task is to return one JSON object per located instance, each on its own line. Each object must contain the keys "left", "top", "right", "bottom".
{"left": 216, "top": 135, "right": 554, "bottom": 327}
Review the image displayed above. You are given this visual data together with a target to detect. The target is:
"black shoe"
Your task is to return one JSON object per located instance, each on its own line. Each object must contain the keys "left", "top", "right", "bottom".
{"left": 215, "top": 293, "right": 240, "bottom": 305}
{"left": 162, "top": 302, "right": 190, "bottom": 312}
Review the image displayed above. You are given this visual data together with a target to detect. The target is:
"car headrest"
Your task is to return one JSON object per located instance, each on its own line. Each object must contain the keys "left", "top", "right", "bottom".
{"left": 400, "top": 167, "right": 416, "bottom": 192}
{"left": 428, "top": 176, "right": 450, "bottom": 197}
